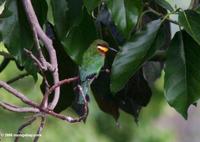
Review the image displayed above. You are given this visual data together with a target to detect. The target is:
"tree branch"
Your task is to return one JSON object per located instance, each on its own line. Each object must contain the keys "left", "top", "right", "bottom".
{"left": 6, "top": 72, "right": 29, "bottom": 85}
{"left": 0, "top": 81, "right": 39, "bottom": 107}
{"left": 22, "top": 0, "right": 60, "bottom": 110}
{"left": 34, "top": 116, "right": 46, "bottom": 142}
{"left": 0, "top": 101, "right": 39, "bottom": 113}
{"left": 0, "top": 81, "right": 88, "bottom": 123}
{"left": 32, "top": 27, "right": 47, "bottom": 70}
{"left": 24, "top": 49, "right": 47, "bottom": 71}
{"left": 41, "top": 77, "right": 79, "bottom": 108}
{"left": 14, "top": 117, "right": 37, "bottom": 142}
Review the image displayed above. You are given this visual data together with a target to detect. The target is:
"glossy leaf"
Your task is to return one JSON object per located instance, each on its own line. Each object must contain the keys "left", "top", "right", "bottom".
{"left": 164, "top": 31, "right": 200, "bottom": 118}
{"left": 61, "top": 10, "right": 97, "bottom": 64}
{"left": 111, "top": 20, "right": 162, "bottom": 93}
{"left": 49, "top": 0, "right": 86, "bottom": 64}
{"left": 179, "top": 10, "right": 200, "bottom": 46}
{"left": 107, "top": 0, "right": 142, "bottom": 38}
{"left": 154, "top": 0, "right": 174, "bottom": 12}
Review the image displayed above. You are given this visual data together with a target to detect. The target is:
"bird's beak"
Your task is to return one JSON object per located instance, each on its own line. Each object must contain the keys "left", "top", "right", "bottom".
{"left": 108, "top": 47, "right": 118, "bottom": 53}
{"left": 97, "top": 44, "right": 118, "bottom": 54}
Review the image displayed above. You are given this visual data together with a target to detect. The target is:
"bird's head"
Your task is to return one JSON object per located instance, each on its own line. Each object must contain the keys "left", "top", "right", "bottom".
{"left": 81, "top": 39, "right": 118, "bottom": 68}
{"left": 94, "top": 39, "right": 118, "bottom": 55}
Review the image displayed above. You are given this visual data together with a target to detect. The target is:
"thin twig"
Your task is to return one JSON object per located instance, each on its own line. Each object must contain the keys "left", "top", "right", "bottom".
{"left": 33, "top": 116, "right": 46, "bottom": 142}
{"left": 6, "top": 72, "right": 29, "bottom": 84}
{"left": 77, "top": 85, "right": 88, "bottom": 120}
{"left": 32, "top": 27, "right": 47, "bottom": 70}
{"left": 0, "top": 81, "right": 88, "bottom": 123}
{"left": 24, "top": 49, "right": 47, "bottom": 71}
{"left": 0, "top": 81, "right": 39, "bottom": 107}
{"left": 22, "top": 0, "right": 60, "bottom": 110}
{"left": 148, "top": 7, "right": 180, "bottom": 25}
{"left": 0, "top": 101, "right": 39, "bottom": 113}
{"left": 41, "top": 77, "right": 79, "bottom": 108}
{"left": 14, "top": 117, "right": 37, "bottom": 142}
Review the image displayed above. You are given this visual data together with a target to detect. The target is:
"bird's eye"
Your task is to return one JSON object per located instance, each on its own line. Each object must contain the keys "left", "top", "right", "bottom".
{"left": 97, "top": 45, "right": 109, "bottom": 54}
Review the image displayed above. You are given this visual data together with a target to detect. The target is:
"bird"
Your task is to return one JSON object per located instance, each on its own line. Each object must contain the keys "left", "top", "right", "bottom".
{"left": 72, "top": 39, "right": 117, "bottom": 116}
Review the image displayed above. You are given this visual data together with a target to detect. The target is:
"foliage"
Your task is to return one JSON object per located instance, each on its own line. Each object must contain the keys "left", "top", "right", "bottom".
{"left": 0, "top": 0, "right": 200, "bottom": 136}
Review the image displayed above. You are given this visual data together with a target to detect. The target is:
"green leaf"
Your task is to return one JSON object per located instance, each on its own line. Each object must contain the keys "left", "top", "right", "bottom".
{"left": 61, "top": 10, "right": 97, "bottom": 64}
{"left": 83, "top": 0, "right": 99, "bottom": 13}
{"left": 154, "top": 0, "right": 174, "bottom": 12}
{"left": 111, "top": 20, "right": 162, "bottom": 93}
{"left": 50, "top": 0, "right": 82, "bottom": 40}
{"left": 107, "top": 0, "right": 142, "bottom": 38}
{"left": 0, "top": 0, "right": 47, "bottom": 78}
{"left": 179, "top": 10, "right": 200, "bottom": 46}
{"left": 51, "top": 0, "right": 97, "bottom": 64}
{"left": 164, "top": 31, "right": 200, "bottom": 118}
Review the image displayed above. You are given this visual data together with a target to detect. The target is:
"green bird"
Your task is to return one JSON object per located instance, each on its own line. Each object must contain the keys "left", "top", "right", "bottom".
{"left": 73, "top": 39, "right": 117, "bottom": 116}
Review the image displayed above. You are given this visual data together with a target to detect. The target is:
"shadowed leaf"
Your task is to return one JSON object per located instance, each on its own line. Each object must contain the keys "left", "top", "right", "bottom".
{"left": 164, "top": 31, "right": 200, "bottom": 118}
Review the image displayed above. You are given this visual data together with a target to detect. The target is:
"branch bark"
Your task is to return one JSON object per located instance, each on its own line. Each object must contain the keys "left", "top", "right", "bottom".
{"left": 0, "top": 101, "right": 39, "bottom": 113}
{"left": 22, "top": 0, "right": 60, "bottom": 110}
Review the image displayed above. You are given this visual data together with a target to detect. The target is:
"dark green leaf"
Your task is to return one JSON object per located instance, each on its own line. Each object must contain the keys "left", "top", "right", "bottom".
{"left": 179, "top": 10, "right": 200, "bottom": 46}
{"left": 83, "top": 0, "right": 99, "bottom": 13}
{"left": 164, "top": 31, "right": 200, "bottom": 118}
{"left": 32, "top": 0, "right": 48, "bottom": 25}
{"left": 115, "top": 69, "right": 152, "bottom": 122}
{"left": 154, "top": 0, "right": 174, "bottom": 12}
{"left": 0, "top": 0, "right": 47, "bottom": 79}
{"left": 50, "top": 0, "right": 82, "bottom": 40}
{"left": 111, "top": 20, "right": 162, "bottom": 93}
{"left": 61, "top": 10, "right": 97, "bottom": 64}
{"left": 107, "top": 0, "right": 142, "bottom": 38}
{"left": 91, "top": 71, "right": 119, "bottom": 121}
{"left": 50, "top": 0, "right": 95, "bottom": 64}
